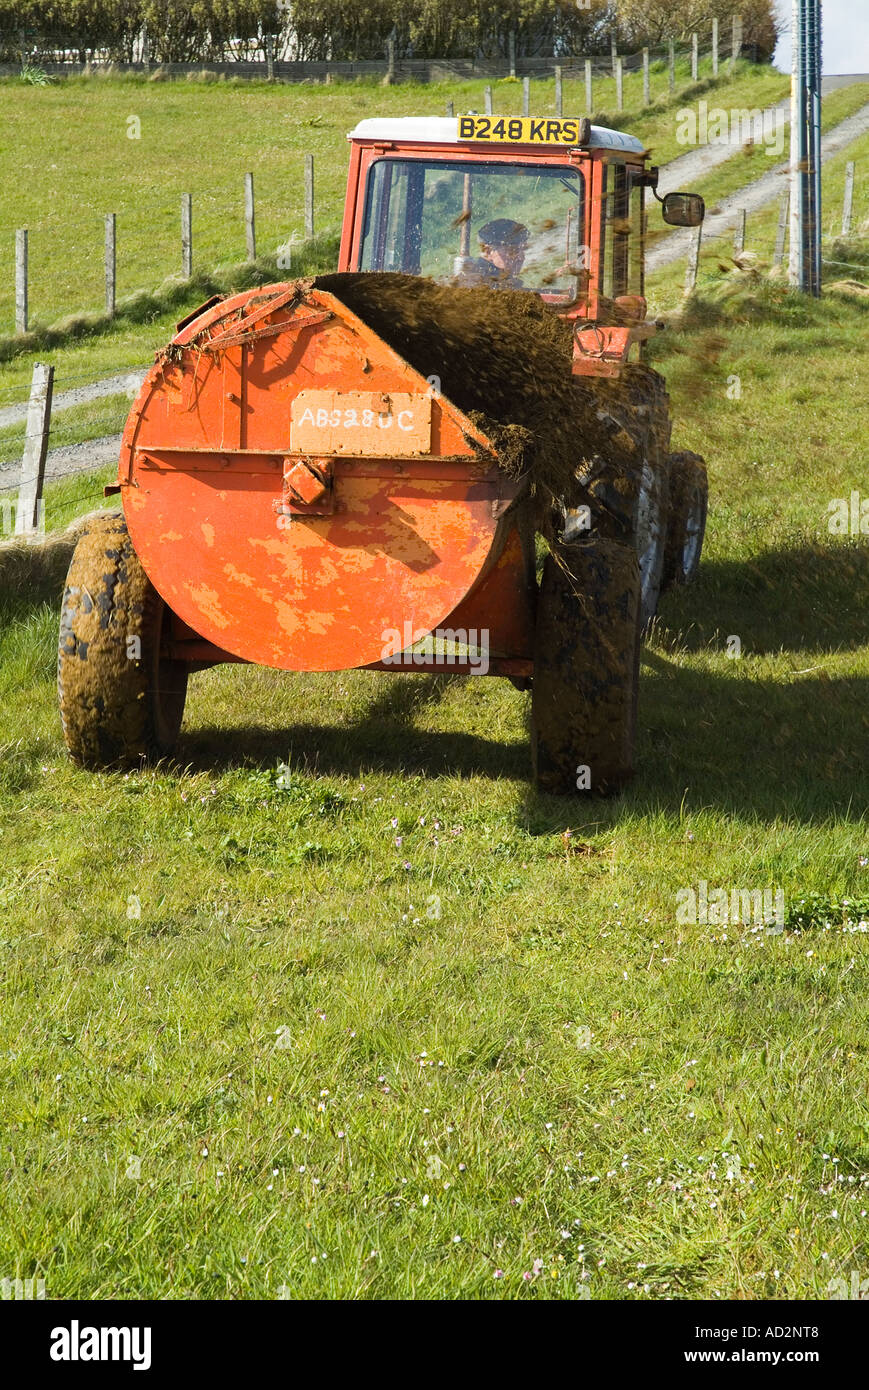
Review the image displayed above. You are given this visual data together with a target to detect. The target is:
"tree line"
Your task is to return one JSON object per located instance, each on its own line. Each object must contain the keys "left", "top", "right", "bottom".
{"left": 2, "top": 0, "right": 779, "bottom": 67}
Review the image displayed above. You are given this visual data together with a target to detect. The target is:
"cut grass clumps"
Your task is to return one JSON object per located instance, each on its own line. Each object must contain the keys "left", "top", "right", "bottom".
{"left": 0, "top": 231, "right": 341, "bottom": 363}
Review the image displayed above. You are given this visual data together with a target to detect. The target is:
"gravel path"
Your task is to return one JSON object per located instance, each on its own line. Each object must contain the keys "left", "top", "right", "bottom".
{"left": 648, "top": 101, "right": 869, "bottom": 272}
{"left": 0, "top": 368, "right": 147, "bottom": 430}
{"left": 0, "top": 433, "right": 122, "bottom": 487}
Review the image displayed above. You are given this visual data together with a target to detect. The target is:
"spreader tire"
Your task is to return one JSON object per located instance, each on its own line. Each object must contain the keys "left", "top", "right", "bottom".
{"left": 532, "top": 536, "right": 642, "bottom": 795}
{"left": 662, "top": 452, "right": 708, "bottom": 591}
{"left": 58, "top": 512, "right": 187, "bottom": 767}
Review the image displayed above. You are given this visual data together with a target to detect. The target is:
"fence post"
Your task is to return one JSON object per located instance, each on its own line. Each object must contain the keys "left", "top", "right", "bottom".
{"left": 615, "top": 56, "right": 623, "bottom": 110}
{"left": 668, "top": 41, "right": 675, "bottom": 94}
{"left": 610, "top": 36, "right": 618, "bottom": 80}
{"left": 105, "top": 213, "right": 116, "bottom": 317}
{"left": 266, "top": 33, "right": 274, "bottom": 82}
{"left": 642, "top": 48, "right": 650, "bottom": 107}
{"left": 508, "top": 30, "right": 516, "bottom": 79}
{"left": 14, "top": 362, "right": 53, "bottom": 538}
{"left": 385, "top": 36, "right": 395, "bottom": 85}
{"left": 712, "top": 18, "right": 719, "bottom": 76}
{"left": 244, "top": 172, "right": 256, "bottom": 261}
{"left": 774, "top": 188, "right": 790, "bottom": 265}
{"left": 522, "top": 75, "right": 530, "bottom": 116}
{"left": 142, "top": 26, "right": 149, "bottom": 75}
{"left": 842, "top": 160, "right": 855, "bottom": 236}
{"left": 554, "top": 66, "right": 562, "bottom": 116}
{"left": 691, "top": 33, "right": 698, "bottom": 81}
{"left": 484, "top": 84, "right": 493, "bottom": 115}
{"left": 734, "top": 207, "right": 746, "bottom": 254}
{"left": 446, "top": 99, "right": 454, "bottom": 117}
{"left": 685, "top": 223, "right": 702, "bottom": 295}
{"left": 304, "top": 153, "right": 315, "bottom": 239}
{"left": 585, "top": 58, "right": 593, "bottom": 113}
{"left": 181, "top": 193, "right": 192, "bottom": 277}
{"left": 15, "top": 228, "right": 27, "bottom": 335}
{"left": 731, "top": 14, "right": 743, "bottom": 75}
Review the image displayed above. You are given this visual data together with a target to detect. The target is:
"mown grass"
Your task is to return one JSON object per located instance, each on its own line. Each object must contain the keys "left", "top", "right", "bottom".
{"left": 0, "top": 282, "right": 867, "bottom": 1299}
{"left": 0, "top": 57, "right": 786, "bottom": 397}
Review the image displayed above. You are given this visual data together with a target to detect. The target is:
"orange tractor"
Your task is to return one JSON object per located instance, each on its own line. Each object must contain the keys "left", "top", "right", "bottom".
{"left": 58, "top": 114, "right": 707, "bottom": 793}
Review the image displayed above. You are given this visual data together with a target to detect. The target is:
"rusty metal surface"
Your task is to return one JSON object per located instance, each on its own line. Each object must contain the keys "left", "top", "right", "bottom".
{"left": 119, "top": 285, "right": 521, "bottom": 672}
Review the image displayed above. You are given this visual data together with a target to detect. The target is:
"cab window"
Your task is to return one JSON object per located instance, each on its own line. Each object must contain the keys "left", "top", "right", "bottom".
{"left": 601, "top": 162, "right": 644, "bottom": 299}
{"left": 359, "top": 157, "right": 585, "bottom": 300}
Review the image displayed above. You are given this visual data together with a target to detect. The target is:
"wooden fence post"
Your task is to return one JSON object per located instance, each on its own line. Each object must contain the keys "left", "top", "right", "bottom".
{"left": 731, "top": 14, "right": 743, "bottom": 75}
{"left": 484, "top": 84, "right": 493, "bottom": 115}
{"left": 685, "top": 223, "right": 702, "bottom": 295}
{"left": 446, "top": 99, "right": 454, "bottom": 117}
{"left": 522, "top": 75, "right": 530, "bottom": 116}
{"left": 691, "top": 33, "right": 698, "bottom": 81}
{"left": 734, "top": 207, "right": 746, "bottom": 254}
{"left": 304, "top": 154, "right": 315, "bottom": 239}
{"left": 774, "top": 189, "right": 790, "bottom": 265}
{"left": 585, "top": 58, "right": 593, "bottom": 113}
{"left": 105, "top": 213, "right": 116, "bottom": 316}
{"left": 668, "top": 41, "right": 675, "bottom": 94}
{"left": 842, "top": 160, "right": 855, "bottom": 236}
{"left": 15, "top": 229, "right": 27, "bottom": 335}
{"left": 554, "top": 66, "right": 562, "bottom": 116}
{"left": 615, "top": 56, "right": 623, "bottom": 110}
{"left": 266, "top": 33, "right": 274, "bottom": 82}
{"left": 142, "top": 26, "right": 149, "bottom": 75}
{"left": 244, "top": 172, "right": 256, "bottom": 261}
{"left": 181, "top": 193, "right": 192, "bottom": 277}
{"left": 385, "top": 36, "right": 395, "bottom": 85}
{"left": 712, "top": 18, "right": 719, "bottom": 76}
{"left": 610, "top": 36, "right": 618, "bottom": 79}
{"left": 508, "top": 30, "right": 516, "bottom": 79}
{"left": 642, "top": 48, "right": 650, "bottom": 107}
{"left": 14, "top": 362, "right": 53, "bottom": 537}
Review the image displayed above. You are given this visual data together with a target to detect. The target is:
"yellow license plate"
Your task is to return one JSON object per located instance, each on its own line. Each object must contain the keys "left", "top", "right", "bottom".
{"left": 457, "top": 115, "right": 584, "bottom": 145}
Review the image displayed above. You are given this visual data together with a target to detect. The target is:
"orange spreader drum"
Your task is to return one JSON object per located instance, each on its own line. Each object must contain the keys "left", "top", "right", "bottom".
{"left": 118, "top": 285, "right": 516, "bottom": 672}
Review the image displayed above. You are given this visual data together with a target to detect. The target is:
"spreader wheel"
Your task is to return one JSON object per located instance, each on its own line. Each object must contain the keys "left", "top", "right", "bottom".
{"left": 58, "top": 512, "right": 188, "bottom": 768}
{"left": 531, "top": 536, "right": 642, "bottom": 795}
{"left": 662, "top": 452, "right": 708, "bottom": 591}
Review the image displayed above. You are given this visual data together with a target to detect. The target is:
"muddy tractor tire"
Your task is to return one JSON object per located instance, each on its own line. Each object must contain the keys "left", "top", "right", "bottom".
{"left": 58, "top": 512, "right": 188, "bottom": 768}
{"left": 532, "top": 535, "right": 642, "bottom": 796}
{"left": 662, "top": 451, "right": 708, "bottom": 591}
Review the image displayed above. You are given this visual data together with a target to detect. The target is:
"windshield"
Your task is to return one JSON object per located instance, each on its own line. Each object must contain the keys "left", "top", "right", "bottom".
{"left": 359, "top": 158, "right": 585, "bottom": 299}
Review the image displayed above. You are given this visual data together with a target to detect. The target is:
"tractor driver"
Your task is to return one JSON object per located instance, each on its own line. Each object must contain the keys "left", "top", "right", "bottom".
{"left": 461, "top": 218, "right": 529, "bottom": 290}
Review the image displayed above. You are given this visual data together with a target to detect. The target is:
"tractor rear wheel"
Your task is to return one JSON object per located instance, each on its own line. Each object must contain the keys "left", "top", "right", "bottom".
{"left": 531, "top": 535, "right": 641, "bottom": 795}
{"left": 58, "top": 512, "right": 188, "bottom": 767}
{"left": 662, "top": 452, "right": 708, "bottom": 591}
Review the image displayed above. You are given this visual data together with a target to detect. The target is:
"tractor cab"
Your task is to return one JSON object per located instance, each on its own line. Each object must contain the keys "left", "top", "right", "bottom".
{"left": 339, "top": 115, "right": 704, "bottom": 377}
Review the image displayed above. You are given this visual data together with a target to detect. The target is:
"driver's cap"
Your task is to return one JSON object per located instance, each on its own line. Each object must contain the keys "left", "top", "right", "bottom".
{"left": 477, "top": 218, "right": 529, "bottom": 249}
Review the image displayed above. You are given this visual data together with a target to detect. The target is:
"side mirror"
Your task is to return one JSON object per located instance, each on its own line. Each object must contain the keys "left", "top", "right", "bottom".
{"left": 661, "top": 192, "right": 705, "bottom": 227}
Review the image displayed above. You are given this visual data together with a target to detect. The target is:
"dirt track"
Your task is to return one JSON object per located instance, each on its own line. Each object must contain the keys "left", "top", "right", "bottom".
{"left": 648, "top": 101, "right": 869, "bottom": 272}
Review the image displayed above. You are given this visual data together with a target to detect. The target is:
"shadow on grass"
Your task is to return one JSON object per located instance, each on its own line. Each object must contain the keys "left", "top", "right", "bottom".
{"left": 657, "top": 540, "right": 869, "bottom": 655}
{"left": 180, "top": 656, "right": 867, "bottom": 829}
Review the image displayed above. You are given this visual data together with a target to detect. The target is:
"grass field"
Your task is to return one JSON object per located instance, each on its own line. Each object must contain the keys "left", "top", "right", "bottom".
{"left": 0, "top": 275, "right": 867, "bottom": 1298}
